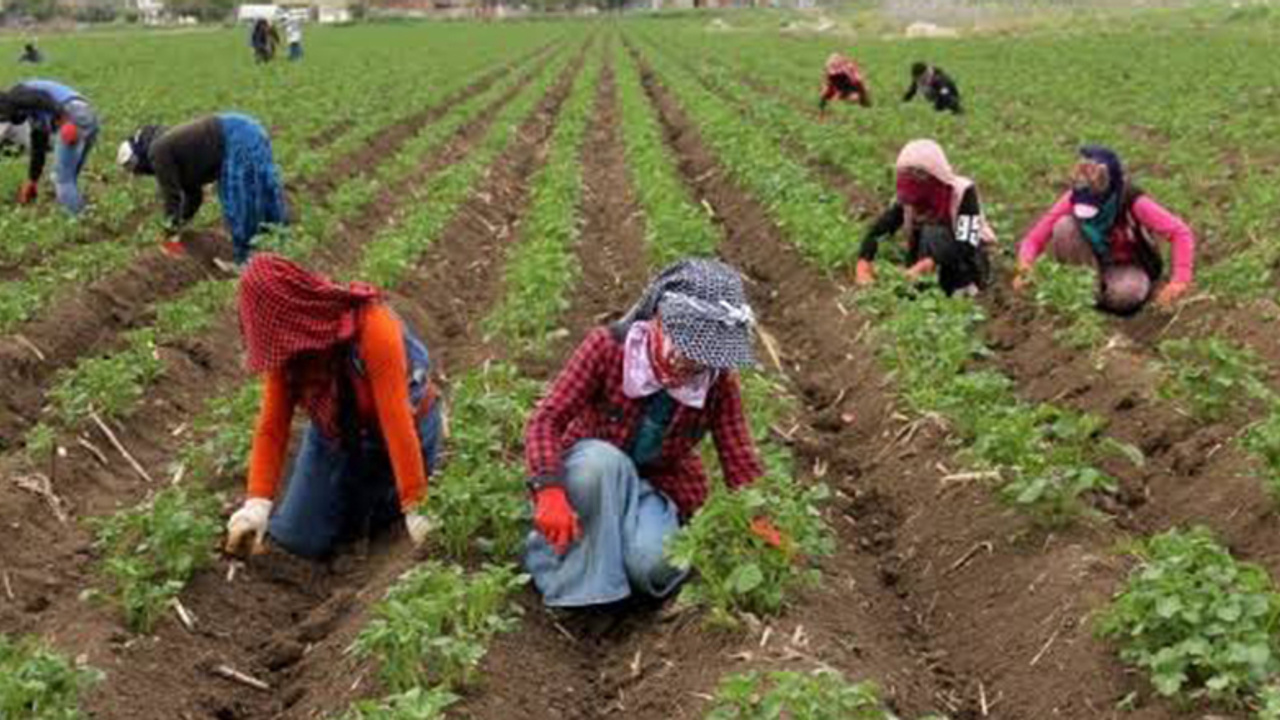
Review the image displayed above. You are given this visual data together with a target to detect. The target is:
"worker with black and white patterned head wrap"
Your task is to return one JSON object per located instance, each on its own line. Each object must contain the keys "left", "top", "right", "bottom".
{"left": 522, "top": 258, "right": 784, "bottom": 608}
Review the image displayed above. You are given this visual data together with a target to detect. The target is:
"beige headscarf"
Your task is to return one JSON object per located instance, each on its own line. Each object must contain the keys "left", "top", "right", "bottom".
{"left": 895, "top": 139, "right": 997, "bottom": 246}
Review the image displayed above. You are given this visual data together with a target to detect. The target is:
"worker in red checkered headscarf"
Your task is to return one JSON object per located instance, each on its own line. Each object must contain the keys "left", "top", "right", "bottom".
{"left": 224, "top": 254, "right": 442, "bottom": 560}
{"left": 819, "top": 53, "right": 871, "bottom": 113}
{"left": 523, "top": 259, "right": 782, "bottom": 608}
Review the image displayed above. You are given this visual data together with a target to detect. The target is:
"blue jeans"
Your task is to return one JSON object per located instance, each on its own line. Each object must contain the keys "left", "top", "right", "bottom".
{"left": 525, "top": 440, "right": 688, "bottom": 608}
{"left": 288, "top": 42, "right": 302, "bottom": 60}
{"left": 268, "top": 406, "right": 442, "bottom": 559}
{"left": 52, "top": 100, "right": 98, "bottom": 215}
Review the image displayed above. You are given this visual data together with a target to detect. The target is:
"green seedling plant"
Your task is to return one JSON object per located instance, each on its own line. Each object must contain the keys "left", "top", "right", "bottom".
{"left": 1243, "top": 404, "right": 1280, "bottom": 506}
{"left": 423, "top": 363, "right": 541, "bottom": 561}
{"left": 706, "top": 669, "right": 946, "bottom": 720}
{"left": 337, "top": 687, "right": 458, "bottom": 720}
{"left": 351, "top": 562, "right": 527, "bottom": 692}
{"left": 0, "top": 634, "right": 102, "bottom": 720}
{"left": 45, "top": 328, "right": 164, "bottom": 427}
{"left": 178, "top": 383, "right": 263, "bottom": 483}
{"left": 1030, "top": 262, "right": 1107, "bottom": 350}
{"left": 1097, "top": 527, "right": 1280, "bottom": 707}
{"left": 1157, "top": 337, "right": 1272, "bottom": 421}
{"left": 91, "top": 485, "right": 221, "bottom": 633}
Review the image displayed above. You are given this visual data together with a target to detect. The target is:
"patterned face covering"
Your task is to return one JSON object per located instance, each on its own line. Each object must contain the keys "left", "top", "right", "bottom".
{"left": 619, "top": 259, "right": 757, "bottom": 370}
{"left": 1070, "top": 145, "right": 1126, "bottom": 263}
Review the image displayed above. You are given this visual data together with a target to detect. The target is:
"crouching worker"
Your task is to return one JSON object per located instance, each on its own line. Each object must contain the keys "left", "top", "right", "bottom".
{"left": 903, "top": 61, "right": 962, "bottom": 114}
{"left": 1015, "top": 146, "right": 1195, "bottom": 313}
{"left": 856, "top": 139, "right": 996, "bottom": 295}
{"left": 0, "top": 79, "right": 99, "bottom": 215}
{"left": 524, "top": 259, "right": 776, "bottom": 608}
{"left": 819, "top": 53, "right": 871, "bottom": 112}
{"left": 118, "top": 114, "right": 288, "bottom": 269}
{"left": 224, "top": 255, "right": 442, "bottom": 560}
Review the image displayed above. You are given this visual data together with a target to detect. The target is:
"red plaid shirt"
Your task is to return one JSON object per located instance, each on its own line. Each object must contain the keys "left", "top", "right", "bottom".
{"left": 525, "top": 327, "right": 764, "bottom": 518}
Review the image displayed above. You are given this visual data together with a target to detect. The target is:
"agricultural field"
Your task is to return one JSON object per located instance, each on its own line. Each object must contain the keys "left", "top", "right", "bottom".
{"left": 2, "top": 4, "right": 1280, "bottom": 718}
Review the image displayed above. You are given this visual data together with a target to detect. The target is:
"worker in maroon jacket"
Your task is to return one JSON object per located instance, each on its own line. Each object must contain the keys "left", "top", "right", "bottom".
{"left": 819, "top": 53, "right": 871, "bottom": 112}
{"left": 522, "top": 259, "right": 778, "bottom": 608}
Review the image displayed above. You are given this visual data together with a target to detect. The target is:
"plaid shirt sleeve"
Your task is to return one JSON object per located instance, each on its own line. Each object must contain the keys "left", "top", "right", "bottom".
{"left": 711, "top": 372, "right": 764, "bottom": 490}
{"left": 524, "top": 328, "right": 612, "bottom": 487}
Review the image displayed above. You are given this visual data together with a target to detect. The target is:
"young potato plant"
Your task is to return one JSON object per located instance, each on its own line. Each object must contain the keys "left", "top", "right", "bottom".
{"left": 351, "top": 562, "right": 527, "bottom": 693}
{"left": 1157, "top": 337, "right": 1272, "bottom": 421}
{"left": 337, "top": 687, "right": 458, "bottom": 720}
{"left": 178, "top": 383, "right": 263, "bottom": 483}
{"left": 0, "top": 634, "right": 102, "bottom": 720}
{"left": 90, "top": 485, "right": 221, "bottom": 633}
{"left": 422, "top": 363, "right": 541, "bottom": 562}
{"left": 668, "top": 369, "right": 833, "bottom": 628}
{"left": 706, "top": 669, "right": 946, "bottom": 720}
{"left": 1029, "top": 261, "right": 1107, "bottom": 350}
{"left": 45, "top": 328, "right": 164, "bottom": 427}
{"left": 1097, "top": 527, "right": 1280, "bottom": 707}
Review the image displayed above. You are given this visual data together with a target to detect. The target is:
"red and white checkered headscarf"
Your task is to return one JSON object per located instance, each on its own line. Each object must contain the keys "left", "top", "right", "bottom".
{"left": 238, "top": 253, "right": 380, "bottom": 438}
{"left": 825, "top": 53, "right": 863, "bottom": 83}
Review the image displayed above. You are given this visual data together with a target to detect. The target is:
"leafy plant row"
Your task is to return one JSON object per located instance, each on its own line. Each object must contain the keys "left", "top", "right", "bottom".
{"left": 0, "top": 633, "right": 103, "bottom": 720}
{"left": 706, "top": 668, "right": 946, "bottom": 720}
{"left": 611, "top": 39, "right": 720, "bottom": 267}
{"left": 482, "top": 47, "right": 602, "bottom": 357}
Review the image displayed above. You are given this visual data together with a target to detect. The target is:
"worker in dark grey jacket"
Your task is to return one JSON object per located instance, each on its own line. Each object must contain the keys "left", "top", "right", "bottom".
{"left": 118, "top": 113, "right": 288, "bottom": 268}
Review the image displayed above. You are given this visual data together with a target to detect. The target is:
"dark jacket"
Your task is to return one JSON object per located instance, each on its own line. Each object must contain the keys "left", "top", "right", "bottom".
{"left": 148, "top": 116, "right": 225, "bottom": 228}
{"left": 860, "top": 185, "right": 988, "bottom": 293}
{"left": 0, "top": 85, "right": 62, "bottom": 182}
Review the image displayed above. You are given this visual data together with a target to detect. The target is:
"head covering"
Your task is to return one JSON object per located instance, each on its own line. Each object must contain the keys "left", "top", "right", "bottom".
{"left": 1071, "top": 145, "right": 1126, "bottom": 261}
{"left": 238, "top": 253, "right": 380, "bottom": 438}
{"left": 910, "top": 61, "right": 928, "bottom": 78}
{"left": 895, "top": 139, "right": 998, "bottom": 244}
{"left": 619, "top": 259, "right": 755, "bottom": 370}
{"left": 825, "top": 53, "right": 862, "bottom": 81}
{"left": 896, "top": 169, "right": 952, "bottom": 221}
{"left": 120, "top": 124, "right": 166, "bottom": 175}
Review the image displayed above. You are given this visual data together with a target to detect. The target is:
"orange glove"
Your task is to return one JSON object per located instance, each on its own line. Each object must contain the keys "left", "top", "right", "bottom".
{"left": 854, "top": 259, "right": 875, "bottom": 286}
{"left": 534, "top": 486, "right": 580, "bottom": 556}
{"left": 58, "top": 122, "right": 79, "bottom": 146}
{"left": 1155, "top": 281, "right": 1190, "bottom": 308}
{"left": 16, "top": 180, "right": 37, "bottom": 205}
{"left": 906, "top": 258, "right": 936, "bottom": 281}
{"left": 750, "top": 517, "right": 786, "bottom": 549}
{"left": 1012, "top": 261, "right": 1034, "bottom": 291}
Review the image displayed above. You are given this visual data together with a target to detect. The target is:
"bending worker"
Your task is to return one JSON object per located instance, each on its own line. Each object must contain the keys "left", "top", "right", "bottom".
{"left": 819, "top": 53, "right": 871, "bottom": 112}
{"left": 224, "top": 254, "right": 442, "bottom": 559}
{"left": 903, "top": 61, "right": 962, "bottom": 114}
{"left": 523, "top": 259, "right": 780, "bottom": 608}
{"left": 856, "top": 139, "right": 995, "bottom": 295}
{"left": 0, "top": 79, "right": 99, "bottom": 214}
{"left": 1015, "top": 145, "right": 1195, "bottom": 313}
{"left": 118, "top": 113, "right": 288, "bottom": 267}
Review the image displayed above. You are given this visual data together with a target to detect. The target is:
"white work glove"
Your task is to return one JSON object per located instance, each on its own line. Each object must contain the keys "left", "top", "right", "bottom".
{"left": 225, "top": 498, "right": 272, "bottom": 556}
{"left": 404, "top": 513, "right": 434, "bottom": 547}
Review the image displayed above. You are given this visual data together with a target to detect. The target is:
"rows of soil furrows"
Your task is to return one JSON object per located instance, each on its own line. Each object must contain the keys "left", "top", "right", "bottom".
{"left": 629, "top": 21, "right": 1280, "bottom": 720}
{"left": 0, "top": 34, "right": 590, "bottom": 720}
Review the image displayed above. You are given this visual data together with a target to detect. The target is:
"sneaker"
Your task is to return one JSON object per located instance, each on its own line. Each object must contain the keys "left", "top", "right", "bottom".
{"left": 212, "top": 258, "right": 242, "bottom": 275}
{"left": 160, "top": 239, "right": 185, "bottom": 257}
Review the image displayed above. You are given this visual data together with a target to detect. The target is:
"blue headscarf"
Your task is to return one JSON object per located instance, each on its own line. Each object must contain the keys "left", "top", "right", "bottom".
{"left": 1071, "top": 145, "right": 1125, "bottom": 263}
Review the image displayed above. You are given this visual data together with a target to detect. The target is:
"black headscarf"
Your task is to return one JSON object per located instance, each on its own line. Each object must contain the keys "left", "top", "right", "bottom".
{"left": 123, "top": 124, "right": 167, "bottom": 176}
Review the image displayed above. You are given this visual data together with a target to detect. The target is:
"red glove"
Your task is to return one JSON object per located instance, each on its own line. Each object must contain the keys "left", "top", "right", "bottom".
{"left": 534, "top": 486, "right": 580, "bottom": 556}
{"left": 750, "top": 517, "right": 785, "bottom": 549}
{"left": 58, "top": 122, "right": 79, "bottom": 146}
{"left": 16, "top": 180, "right": 37, "bottom": 205}
{"left": 854, "top": 259, "right": 875, "bottom": 286}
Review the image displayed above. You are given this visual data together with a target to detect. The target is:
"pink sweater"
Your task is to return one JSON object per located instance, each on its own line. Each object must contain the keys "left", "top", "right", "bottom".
{"left": 1018, "top": 191, "right": 1196, "bottom": 284}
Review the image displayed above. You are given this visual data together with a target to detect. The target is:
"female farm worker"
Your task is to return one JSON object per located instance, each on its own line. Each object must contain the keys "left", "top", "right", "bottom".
{"left": 223, "top": 254, "right": 442, "bottom": 559}
{"left": 1015, "top": 146, "right": 1195, "bottom": 313}
{"left": 0, "top": 79, "right": 99, "bottom": 214}
{"left": 117, "top": 114, "right": 288, "bottom": 268}
{"left": 523, "top": 259, "right": 780, "bottom": 607}
{"left": 819, "top": 53, "right": 871, "bottom": 113}
{"left": 856, "top": 139, "right": 996, "bottom": 295}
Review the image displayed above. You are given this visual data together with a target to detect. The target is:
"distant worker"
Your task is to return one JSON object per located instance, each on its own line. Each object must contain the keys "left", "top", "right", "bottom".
{"left": 224, "top": 254, "right": 442, "bottom": 559}
{"left": 283, "top": 13, "right": 303, "bottom": 61}
{"left": 117, "top": 113, "right": 288, "bottom": 268}
{"left": 819, "top": 53, "right": 871, "bottom": 113}
{"left": 1015, "top": 146, "right": 1195, "bottom": 313}
{"left": 856, "top": 139, "right": 995, "bottom": 295}
{"left": 250, "top": 18, "right": 280, "bottom": 64}
{"left": 903, "top": 61, "right": 962, "bottom": 114}
{"left": 523, "top": 259, "right": 782, "bottom": 608}
{"left": 0, "top": 79, "right": 99, "bottom": 215}
{"left": 18, "top": 43, "right": 42, "bottom": 64}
